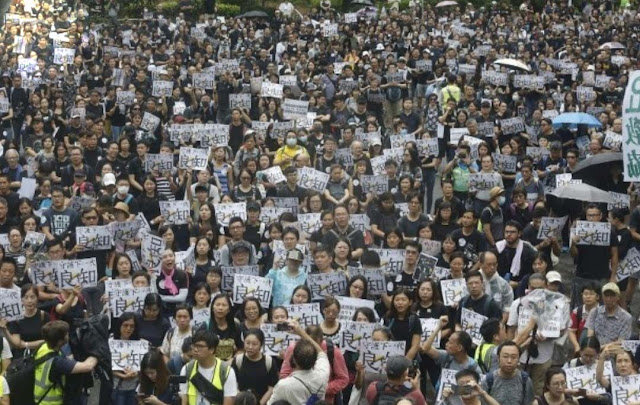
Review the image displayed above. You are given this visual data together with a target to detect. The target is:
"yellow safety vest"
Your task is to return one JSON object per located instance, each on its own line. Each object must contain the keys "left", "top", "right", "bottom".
{"left": 0, "top": 375, "right": 4, "bottom": 396}
{"left": 34, "top": 344, "right": 65, "bottom": 405}
{"left": 474, "top": 342, "right": 496, "bottom": 372}
{"left": 185, "top": 358, "right": 229, "bottom": 405}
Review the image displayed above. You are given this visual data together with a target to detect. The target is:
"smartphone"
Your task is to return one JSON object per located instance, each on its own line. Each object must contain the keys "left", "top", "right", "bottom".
{"left": 136, "top": 393, "right": 150, "bottom": 399}
{"left": 452, "top": 384, "right": 473, "bottom": 395}
{"left": 408, "top": 366, "right": 417, "bottom": 378}
{"left": 276, "top": 322, "right": 292, "bottom": 332}
{"left": 576, "top": 388, "right": 587, "bottom": 396}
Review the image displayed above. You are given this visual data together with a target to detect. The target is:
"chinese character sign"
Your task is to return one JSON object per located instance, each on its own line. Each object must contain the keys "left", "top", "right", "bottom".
{"left": 623, "top": 71, "right": 640, "bottom": 181}
{"left": 575, "top": 221, "right": 611, "bottom": 246}
{"left": 109, "top": 287, "right": 151, "bottom": 318}
{"left": 341, "top": 321, "right": 376, "bottom": 353}
{"left": 56, "top": 258, "right": 98, "bottom": 288}
{"left": 159, "top": 201, "right": 190, "bottom": 225}
{"left": 612, "top": 375, "right": 640, "bottom": 405}
{"left": 0, "top": 288, "right": 24, "bottom": 321}
{"left": 565, "top": 362, "right": 613, "bottom": 395}
{"left": 337, "top": 296, "right": 376, "bottom": 322}
{"left": 141, "top": 233, "right": 165, "bottom": 273}
{"left": 307, "top": 272, "right": 347, "bottom": 301}
{"left": 29, "top": 261, "right": 57, "bottom": 287}
{"left": 221, "top": 265, "right": 259, "bottom": 292}
{"left": 232, "top": 274, "right": 273, "bottom": 308}
{"left": 440, "top": 279, "right": 468, "bottom": 307}
{"left": 348, "top": 267, "right": 386, "bottom": 296}
{"left": 617, "top": 248, "right": 640, "bottom": 282}
{"left": 359, "top": 341, "right": 406, "bottom": 374}
{"left": 420, "top": 318, "right": 441, "bottom": 347}
{"left": 76, "top": 226, "right": 112, "bottom": 250}
{"left": 284, "top": 303, "right": 324, "bottom": 326}
{"left": 537, "top": 216, "right": 568, "bottom": 240}
{"left": 110, "top": 339, "right": 149, "bottom": 371}
{"left": 261, "top": 324, "right": 300, "bottom": 357}
{"left": 461, "top": 308, "right": 487, "bottom": 346}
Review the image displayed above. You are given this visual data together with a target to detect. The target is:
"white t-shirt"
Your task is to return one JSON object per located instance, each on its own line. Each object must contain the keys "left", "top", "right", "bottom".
{"left": 1, "top": 338, "right": 12, "bottom": 360}
{"left": 179, "top": 360, "right": 238, "bottom": 404}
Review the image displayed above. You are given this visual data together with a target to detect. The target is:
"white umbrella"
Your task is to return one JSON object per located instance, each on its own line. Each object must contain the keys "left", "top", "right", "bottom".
{"left": 598, "top": 42, "right": 625, "bottom": 50}
{"left": 436, "top": 0, "right": 458, "bottom": 7}
{"left": 493, "top": 58, "right": 531, "bottom": 72}
{"left": 548, "top": 183, "right": 616, "bottom": 204}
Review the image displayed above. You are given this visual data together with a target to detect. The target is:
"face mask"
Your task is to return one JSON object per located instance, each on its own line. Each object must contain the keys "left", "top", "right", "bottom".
{"left": 498, "top": 196, "right": 506, "bottom": 205}
{"left": 117, "top": 186, "right": 129, "bottom": 195}
{"left": 513, "top": 93, "right": 520, "bottom": 102}
{"left": 484, "top": 89, "right": 491, "bottom": 96}
{"left": 286, "top": 138, "right": 297, "bottom": 147}
{"left": 299, "top": 136, "right": 308, "bottom": 143}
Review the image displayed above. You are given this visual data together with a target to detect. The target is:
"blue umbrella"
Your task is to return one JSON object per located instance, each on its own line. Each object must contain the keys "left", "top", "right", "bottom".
{"left": 552, "top": 112, "right": 602, "bottom": 129}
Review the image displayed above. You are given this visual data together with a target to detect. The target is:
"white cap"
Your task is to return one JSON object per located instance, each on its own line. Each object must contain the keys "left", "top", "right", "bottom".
{"left": 103, "top": 173, "right": 116, "bottom": 186}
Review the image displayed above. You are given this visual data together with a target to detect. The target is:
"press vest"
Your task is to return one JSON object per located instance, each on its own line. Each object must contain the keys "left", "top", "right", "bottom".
{"left": 34, "top": 344, "right": 65, "bottom": 405}
{"left": 185, "top": 358, "right": 229, "bottom": 405}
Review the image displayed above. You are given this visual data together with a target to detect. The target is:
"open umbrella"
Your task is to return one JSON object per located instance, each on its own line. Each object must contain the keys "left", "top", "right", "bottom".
{"left": 493, "top": 58, "right": 531, "bottom": 72}
{"left": 237, "top": 10, "right": 269, "bottom": 18}
{"left": 572, "top": 152, "right": 622, "bottom": 173}
{"left": 436, "top": 0, "right": 458, "bottom": 7}
{"left": 598, "top": 42, "right": 625, "bottom": 50}
{"left": 552, "top": 112, "right": 602, "bottom": 129}
{"left": 548, "top": 183, "right": 617, "bottom": 204}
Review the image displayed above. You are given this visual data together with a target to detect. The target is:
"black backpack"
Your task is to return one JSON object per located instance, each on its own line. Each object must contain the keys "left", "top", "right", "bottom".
{"left": 372, "top": 382, "right": 414, "bottom": 405}
{"left": 6, "top": 345, "right": 58, "bottom": 405}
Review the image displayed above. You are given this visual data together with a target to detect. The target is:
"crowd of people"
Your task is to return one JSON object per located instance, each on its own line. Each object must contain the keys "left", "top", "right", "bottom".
{"left": 0, "top": 0, "right": 639, "bottom": 404}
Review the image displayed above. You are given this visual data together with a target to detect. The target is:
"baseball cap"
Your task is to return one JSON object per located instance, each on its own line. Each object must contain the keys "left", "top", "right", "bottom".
{"left": 286, "top": 249, "right": 304, "bottom": 262}
{"left": 74, "top": 170, "right": 87, "bottom": 178}
{"left": 371, "top": 137, "right": 382, "bottom": 146}
{"left": 246, "top": 201, "right": 261, "bottom": 211}
{"left": 546, "top": 271, "right": 562, "bottom": 284}
{"left": 602, "top": 282, "right": 621, "bottom": 295}
{"left": 386, "top": 355, "right": 411, "bottom": 378}
{"left": 231, "top": 241, "right": 252, "bottom": 254}
{"left": 102, "top": 173, "right": 116, "bottom": 186}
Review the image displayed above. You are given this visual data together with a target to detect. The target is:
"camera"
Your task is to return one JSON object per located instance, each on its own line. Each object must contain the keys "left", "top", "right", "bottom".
{"left": 458, "top": 152, "right": 467, "bottom": 160}
{"left": 168, "top": 376, "right": 187, "bottom": 384}
{"left": 276, "top": 322, "right": 293, "bottom": 332}
{"left": 407, "top": 366, "right": 417, "bottom": 378}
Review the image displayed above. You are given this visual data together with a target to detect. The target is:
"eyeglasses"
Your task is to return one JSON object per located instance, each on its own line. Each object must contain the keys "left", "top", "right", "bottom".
{"left": 191, "top": 343, "right": 209, "bottom": 351}
{"left": 550, "top": 382, "right": 567, "bottom": 388}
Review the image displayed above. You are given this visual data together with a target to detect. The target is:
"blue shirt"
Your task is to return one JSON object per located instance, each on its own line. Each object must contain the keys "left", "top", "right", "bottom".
{"left": 266, "top": 267, "right": 307, "bottom": 307}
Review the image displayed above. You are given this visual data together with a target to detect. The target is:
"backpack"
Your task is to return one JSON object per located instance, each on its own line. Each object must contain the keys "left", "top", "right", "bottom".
{"left": 372, "top": 381, "right": 414, "bottom": 405}
{"left": 234, "top": 353, "right": 273, "bottom": 375}
{"left": 485, "top": 370, "right": 530, "bottom": 405}
{"left": 459, "top": 295, "right": 493, "bottom": 317}
{"left": 6, "top": 345, "right": 58, "bottom": 405}
{"left": 292, "top": 375, "right": 323, "bottom": 405}
{"left": 476, "top": 343, "right": 496, "bottom": 374}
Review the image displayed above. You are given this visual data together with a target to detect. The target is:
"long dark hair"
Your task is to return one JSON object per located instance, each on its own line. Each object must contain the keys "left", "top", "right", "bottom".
{"left": 386, "top": 287, "right": 413, "bottom": 320}
{"left": 412, "top": 278, "right": 443, "bottom": 312}
{"left": 112, "top": 253, "right": 133, "bottom": 279}
{"left": 139, "top": 349, "right": 169, "bottom": 396}
{"left": 209, "top": 293, "right": 237, "bottom": 333}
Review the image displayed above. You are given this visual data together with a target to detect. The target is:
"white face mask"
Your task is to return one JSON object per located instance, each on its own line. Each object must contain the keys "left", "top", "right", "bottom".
{"left": 498, "top": 196, "right": 506, "bottom": 205}
{"left": 286, "top": 138, "right": 297, "bottom": 147}
{"left": 117, "top": 186, "right": 129, "bottom": 195}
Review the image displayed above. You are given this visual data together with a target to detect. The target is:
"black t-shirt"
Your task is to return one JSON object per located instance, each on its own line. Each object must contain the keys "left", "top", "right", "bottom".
{"left": 388, "top": 270, "right": 419, "bottom": 294}
{"left": 455, "top": 294, "right": 503, "bottom": 325}
{"left": 576, "top": 229, "right": 618, "bottom": 279}
{"left": 138, "top": 315, "right": 171, "bottom": 348}
{"left": 383, "top": 314, "right": 421, "bottom": 356}
{"left": 451, "top": 228, "right": 488, "bottom": 266}
{"left": 9, "top": 310, "right": 50, "bottom": 357}
{"left": 232, "top": 355, "right": 279, "bottom": 399}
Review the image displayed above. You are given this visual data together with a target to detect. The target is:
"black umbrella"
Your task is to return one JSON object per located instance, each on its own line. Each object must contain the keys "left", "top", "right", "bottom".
{"left": 238, "top": 10, "right": 269, "bottom": 18}
{"left": 572, "top": 152, "right": 623, "bottom": 187}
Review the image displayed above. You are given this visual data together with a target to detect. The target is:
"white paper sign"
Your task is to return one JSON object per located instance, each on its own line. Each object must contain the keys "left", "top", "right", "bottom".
{"left": 56, "top": 258, "right": 98, "bottom": 288}
{"left": 0, "top": 288, "right": 23, "bottom": 321}
{"left": 612, "top": 374, "right": 640, "bottom": 405}
{"left": 214, "top": 202, "right": 247, "bottom": 227}
{"left": 76, "top": 225, "right": 113, "bottom": 250}
{"left": 360, "top": 340, "right": 406, "bottom": 374}
{"left": 141, "top": 233, "right": 165, "bottom": 273}
{"left": 297, "top": 167, "right": 330, "bottom": 191}
{"left": 440, "top": 278, "right": 468, "bottom": 307}
{"left": 110, "top": 339, "right": 149, "bottom": 371}
{"left": 159, "top": 200, "right": 190, "bottom": 225}
{"left": 145, "top": 154, "right": 174, "bottom": 173}
{"left": 151, "top": 80, "right": 174, "bottom": 98}
{"left": 53, "top": 47, "right": 75, "bottom": 64}
{"left": 461, "top": 308, "right": 487, "bottom": 346}
{"left": 347, "top": 267, "right": 386, "bottom": 296}
{"left": 575, "top": 221, "right": 611, "bottom": 246}
{"left": 260, "top": 82, "right": 283, "bottom": 98}
{"left": 341, "top": 321, "right": 376, "bottom": 353}
{"left": 261, "top": 324, "right": 300, "bottom": 356}
{"left": 109, "top": 287, "right": 151, "bottom": 318}
{"left": 537, "top": 216, "right": 568, "bottom": 240}
{"left": 617, "top": 248, "right": 640, "bottom": 282}
{"left": 232, "top": 274, "right": 273, "bottom": 308}
{"left": 221, "top": 265, "right": 259, "bottom": 292}
{"left": 284, "top": 303, "right": 324, "bottom": 327}
{"left": 420, "top": 318, "right": 441, "bottom": 347}
{"left": 337, "top": 296, "right": 376, "bottom": 322}
{"left": 178, "top": 147, "right": 209, "bottom": 170}
{"left": 283, "top": 99, "right": 310, "bottom": 120}
{"left": 306, "top": 272, "right": 347, "bottom": 301}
